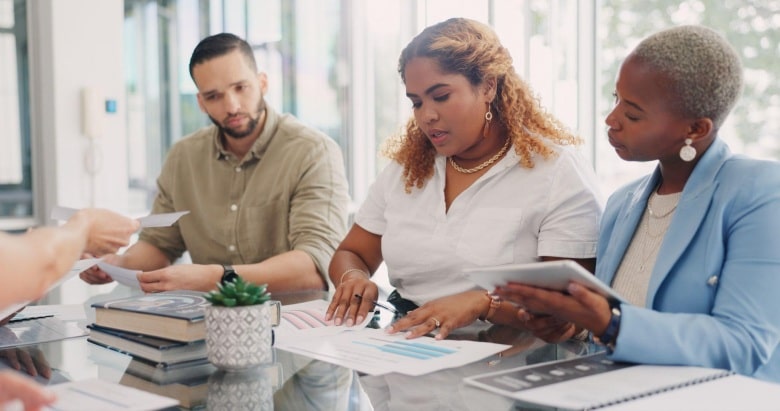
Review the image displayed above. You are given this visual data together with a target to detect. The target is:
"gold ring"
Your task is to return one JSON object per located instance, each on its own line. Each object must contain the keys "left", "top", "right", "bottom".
{"left": 430, "top": 317, "right": 441, "bottom": 328}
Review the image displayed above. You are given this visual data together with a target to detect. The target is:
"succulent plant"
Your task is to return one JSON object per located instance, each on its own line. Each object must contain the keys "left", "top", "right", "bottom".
{"left": 204, "top": 275, "right": 271, "bottom": 307}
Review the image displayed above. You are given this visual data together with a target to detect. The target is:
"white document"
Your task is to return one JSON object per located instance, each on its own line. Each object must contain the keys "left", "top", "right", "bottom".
{"left": 275, "top": 299, "right": 373, "bottom": 342}
{"left": 40, "top": 378, "right": 179, "bottom": 411}
{"left": 50, "top": 206, "right": 188, "bottom": 228}
{"left": 11, "top": 304, "right": 86, "bottom": 322}
{"left": 96, "top": 262, "right": 141, "bottom": 288}
{"left": 278, "top": 327, "right": 510, "bottom": 376}
{"left": 136, "top": 210, "right": 189, "bottom": 228}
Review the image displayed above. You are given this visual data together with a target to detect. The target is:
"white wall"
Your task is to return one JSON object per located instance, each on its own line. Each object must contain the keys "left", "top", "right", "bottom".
{"left": 28, "top": 0, "right": 129, "bottom": 304}
{"left": 29, "top": 0, "right": 129, "bottom": 217}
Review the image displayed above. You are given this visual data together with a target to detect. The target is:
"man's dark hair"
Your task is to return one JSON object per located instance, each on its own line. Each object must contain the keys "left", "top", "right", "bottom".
{"left": 188, "top": 33, "right": 257, "bottom": 79}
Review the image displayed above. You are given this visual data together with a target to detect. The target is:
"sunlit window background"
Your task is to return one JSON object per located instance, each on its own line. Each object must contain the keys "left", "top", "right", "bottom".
{"left": 1, "top": 0, "right": 779, "bottom": 230}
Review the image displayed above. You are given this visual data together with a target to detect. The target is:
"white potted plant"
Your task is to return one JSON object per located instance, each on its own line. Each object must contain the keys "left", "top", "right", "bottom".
{"left": 203, "top": 275, "right": 273, "bottom": 370}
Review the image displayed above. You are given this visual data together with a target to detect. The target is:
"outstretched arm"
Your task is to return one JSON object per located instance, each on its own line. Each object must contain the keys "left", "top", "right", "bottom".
{"left": 0, "top": 208, "right": 138, "bottom": 306}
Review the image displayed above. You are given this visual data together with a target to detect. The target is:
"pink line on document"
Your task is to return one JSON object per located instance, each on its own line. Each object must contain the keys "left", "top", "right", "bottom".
{"left": 283, "top": 310, "right": 329, "bottom": 329}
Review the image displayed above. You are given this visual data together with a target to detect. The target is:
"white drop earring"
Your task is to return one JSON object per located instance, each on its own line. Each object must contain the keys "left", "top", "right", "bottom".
{"left": 679, "top": 138, "right": 696, "bottom": 162}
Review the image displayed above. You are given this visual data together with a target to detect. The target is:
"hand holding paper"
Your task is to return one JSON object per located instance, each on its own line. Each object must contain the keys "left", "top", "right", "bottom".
{"left": 50, "top": 206, "right": 189, "bottom": 228}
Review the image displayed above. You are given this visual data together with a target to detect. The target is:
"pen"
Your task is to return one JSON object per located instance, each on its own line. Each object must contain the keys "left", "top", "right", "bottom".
{"left": 354, "top": 294, "right": 399, "bottom": 315}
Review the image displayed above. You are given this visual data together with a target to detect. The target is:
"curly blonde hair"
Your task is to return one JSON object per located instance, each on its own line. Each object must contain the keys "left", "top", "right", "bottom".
{"left": 385, "top": 17, "right": 581, "bottom": 193}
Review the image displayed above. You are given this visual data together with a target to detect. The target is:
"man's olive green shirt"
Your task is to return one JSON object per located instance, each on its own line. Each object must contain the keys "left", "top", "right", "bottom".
{"left": 139, "top": 105, "right": 349, "bottom": 285}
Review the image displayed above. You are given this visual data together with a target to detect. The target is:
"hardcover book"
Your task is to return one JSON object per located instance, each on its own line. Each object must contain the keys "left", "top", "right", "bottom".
{"left": 119, "top": 371, "right": 209, "bottom": 409}
{"left": 91, "top": 291, "right": 282, "bottom": 342}
{"left": 123, "top": 356, "right": 216, "bottom": 385}
{"left": 91, "top": 291, "right": 210, "bottom": 342}
{"left": 87, "top": 324, "right": 207, "bottom": 365}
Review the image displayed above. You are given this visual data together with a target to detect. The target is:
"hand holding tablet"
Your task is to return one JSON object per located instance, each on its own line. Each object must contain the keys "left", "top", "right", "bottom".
{"left": 463, "top": 260, "right": 625, "bottom": 302}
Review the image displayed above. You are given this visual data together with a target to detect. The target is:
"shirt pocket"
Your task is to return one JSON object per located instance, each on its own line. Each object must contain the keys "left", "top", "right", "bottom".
{"left": 456, "top": 208, "right": 525, "bottom": 266}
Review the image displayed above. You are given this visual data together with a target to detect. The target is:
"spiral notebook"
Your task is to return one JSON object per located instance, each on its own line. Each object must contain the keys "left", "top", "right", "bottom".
{"left": 463, "top": 352, "right": 780, "bottom": 410}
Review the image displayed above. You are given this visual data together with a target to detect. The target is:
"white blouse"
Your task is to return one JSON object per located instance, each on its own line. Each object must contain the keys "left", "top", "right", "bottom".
{"left": 355, "top": 145, "right": 604, "bottom": 305}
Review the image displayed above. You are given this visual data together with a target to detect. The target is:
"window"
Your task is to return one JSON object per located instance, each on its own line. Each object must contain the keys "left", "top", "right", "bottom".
{"left": 596, "top": 0, "right": 780, "bottom": 192}
{"left": 124, "top": 1, "right": 780, "bottom": 214}
{"left": 0, "top": 0, "right": 32, "bottom": 232}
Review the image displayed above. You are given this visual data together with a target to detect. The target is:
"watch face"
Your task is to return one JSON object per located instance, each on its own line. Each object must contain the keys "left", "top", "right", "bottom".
{"left": 222, "top": 269, "right": 239, "bottom": 284}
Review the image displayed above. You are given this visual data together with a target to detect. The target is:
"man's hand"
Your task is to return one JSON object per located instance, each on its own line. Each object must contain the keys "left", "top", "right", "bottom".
{"left": 137, "top": 264, "right": 221, "bottom": 293}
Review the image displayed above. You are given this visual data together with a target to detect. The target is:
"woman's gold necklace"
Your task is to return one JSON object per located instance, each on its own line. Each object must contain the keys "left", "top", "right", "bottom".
{"left": 449, "top": 138, "right": 512, "bottom": 174}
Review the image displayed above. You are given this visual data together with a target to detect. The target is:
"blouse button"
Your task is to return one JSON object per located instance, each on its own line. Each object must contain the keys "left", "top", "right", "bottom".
{"left": 707, "top": 276, "right": 719, "bottom": 286}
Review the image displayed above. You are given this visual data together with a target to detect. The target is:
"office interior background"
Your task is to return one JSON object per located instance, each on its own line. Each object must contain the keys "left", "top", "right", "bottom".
{"left": 1, "top": 0, "right": 779, "bottom": 305}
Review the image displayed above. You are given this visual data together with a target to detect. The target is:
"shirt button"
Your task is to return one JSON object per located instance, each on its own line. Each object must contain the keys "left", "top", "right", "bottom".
{"left": 230, "top": 204, "right": 238, "bottom": 211}
{"left": 228, "top": 245, "right": 236, "bottom": 252}
{"left": 707, "top": 276, "right": 718, "bottom": 286}
{"left": 235, "top": 167, "right": 242, "bottom": 172}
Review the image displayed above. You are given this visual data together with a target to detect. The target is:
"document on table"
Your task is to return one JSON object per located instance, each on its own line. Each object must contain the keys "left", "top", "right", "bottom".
{"left": 10, "top": 304, "right": 86, "bottom": 323}
{"left": 275, "top": 299, "right": 373, "bottom": 342}
{"left": 29, "top": 378, "right": 178, "bottom": 411}
{"left": 277, "top": 327, "right": 510, "bottom": 376}
{"left": 50, "top": 206, "right": 189, "bottom": 228}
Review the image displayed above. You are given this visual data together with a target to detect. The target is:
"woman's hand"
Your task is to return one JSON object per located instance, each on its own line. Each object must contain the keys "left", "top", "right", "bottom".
{"left": 521, "top": 312, "right": 578, "bottom": 343}
{"left": 325, "top": 273, "right": 377, "bottom": 326}
{"left": 496, "top": 282, "right": 612, "bottom": 337}
{"left": 386, "top": 290, "right": 489, "bottom": 340}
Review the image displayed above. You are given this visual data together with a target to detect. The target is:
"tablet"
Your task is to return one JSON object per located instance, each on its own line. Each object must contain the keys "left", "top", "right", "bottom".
{"left": 463, "top": 260, "right": 625, "bottom": 302}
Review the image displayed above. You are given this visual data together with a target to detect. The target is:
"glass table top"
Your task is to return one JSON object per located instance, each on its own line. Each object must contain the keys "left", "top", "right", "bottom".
{"left": 0, "top": 290, "right": 600, "bottom": 410}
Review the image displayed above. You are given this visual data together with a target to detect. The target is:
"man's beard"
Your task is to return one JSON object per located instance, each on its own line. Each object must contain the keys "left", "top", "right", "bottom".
{"left": 210, "top": 97, "right": 266, "bottom": 140}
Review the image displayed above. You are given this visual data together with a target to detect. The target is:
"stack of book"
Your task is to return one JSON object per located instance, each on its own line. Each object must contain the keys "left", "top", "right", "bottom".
{"left": 87, "top": 290, "right": 211, "bottom": 366}
{"left": 87, "top": 290, "right": 282, "bottom": 367}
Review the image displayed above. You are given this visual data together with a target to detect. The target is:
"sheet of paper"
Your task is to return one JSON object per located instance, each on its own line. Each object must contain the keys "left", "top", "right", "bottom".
{"left": 96, "top": 262, "right": 141, "bottom": 289}
{"left": 40, "top": 378, "right": 179, "bottom": 411}
{"left": 11, "top": 304, "right": 86, "bottom": 323}
{"left": 136, "top": 210, "right": 189, "bottom": 227}
{"left": 274, "top": 299, "right": 373, "bottom": 342}
{"left": 50, "top": 206, "right": 188, "bottom": 228}
{"left": 278, "top": 327, "right": 510, "bottom": 376}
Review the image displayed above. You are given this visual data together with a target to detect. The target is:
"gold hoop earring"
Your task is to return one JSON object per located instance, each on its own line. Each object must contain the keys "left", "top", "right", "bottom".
{"left": 482, "top": 105, "right": 493, "bottom": 138}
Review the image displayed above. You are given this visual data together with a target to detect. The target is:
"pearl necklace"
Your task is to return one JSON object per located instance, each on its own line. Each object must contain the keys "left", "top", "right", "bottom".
{"left": 449, "top": 138, "right": 512, "bottom": 174}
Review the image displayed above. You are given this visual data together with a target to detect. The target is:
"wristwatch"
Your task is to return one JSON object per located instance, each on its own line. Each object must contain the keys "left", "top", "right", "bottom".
{"left": 598, "top": 301, "right": 622, "bottom": 352}
{"left": 220, "top": 264, "right": 239, "bottom": 285}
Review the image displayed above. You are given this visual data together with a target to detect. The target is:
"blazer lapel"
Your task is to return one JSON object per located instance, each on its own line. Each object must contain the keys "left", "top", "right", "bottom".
{"left": 646, "top": 139, "right": 731, "bottom": 306}
{"left": 600, "top": 172, "right": 660, "bottom": 287}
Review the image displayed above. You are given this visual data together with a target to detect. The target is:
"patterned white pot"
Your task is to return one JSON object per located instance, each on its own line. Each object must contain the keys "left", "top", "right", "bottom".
{"left": 205, "top": 303, "right": 273, "bottom": 370}
{"left": 207, "top": 367, "right": 275, "bottom": 411}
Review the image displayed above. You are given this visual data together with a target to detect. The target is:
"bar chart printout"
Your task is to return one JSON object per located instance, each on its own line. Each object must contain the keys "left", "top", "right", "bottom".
{"left": 278, "top": 327, "right": 509, "bottom": 376}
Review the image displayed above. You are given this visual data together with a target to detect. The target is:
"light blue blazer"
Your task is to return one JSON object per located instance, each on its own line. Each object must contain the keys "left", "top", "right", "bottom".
{"left": 596, "top": 138, "right": 780, "bottom": 382}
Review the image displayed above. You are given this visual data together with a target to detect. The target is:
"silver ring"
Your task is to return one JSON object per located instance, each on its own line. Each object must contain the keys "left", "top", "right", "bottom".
{"left": 430, "top": 317, "right": 441, "bottom": 328}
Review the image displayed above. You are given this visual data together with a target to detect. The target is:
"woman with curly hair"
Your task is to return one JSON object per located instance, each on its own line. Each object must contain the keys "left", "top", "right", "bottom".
{"left": 326, "top": 17, "right": 602, "bottom": 340}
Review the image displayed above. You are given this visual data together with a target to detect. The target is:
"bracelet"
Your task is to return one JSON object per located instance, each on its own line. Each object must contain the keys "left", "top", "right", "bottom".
{"left": 339, "top": 268, "right": 369, "bottom": 286}
{"left": 479, "top": 291, "right": 501, "bottom": 322}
